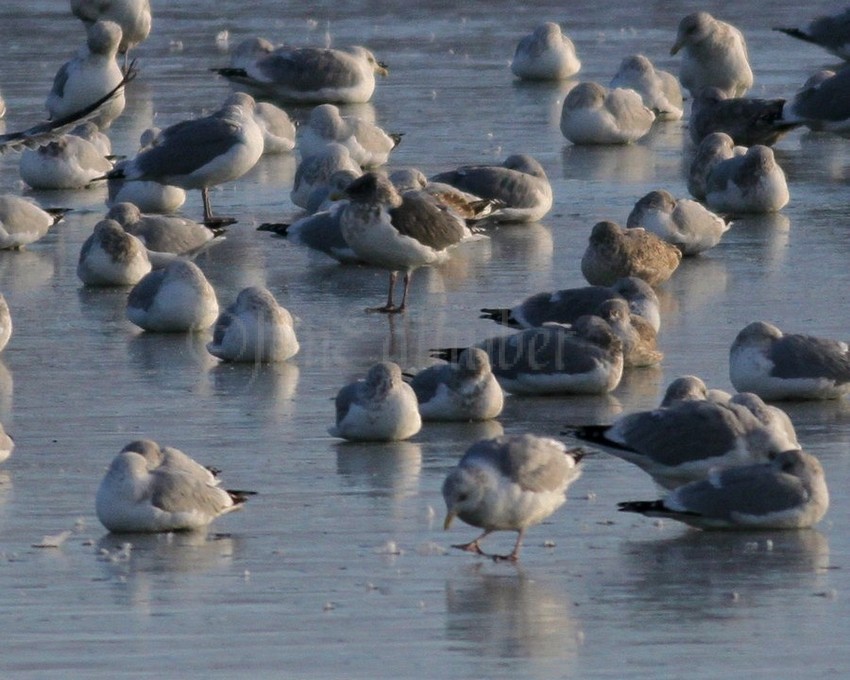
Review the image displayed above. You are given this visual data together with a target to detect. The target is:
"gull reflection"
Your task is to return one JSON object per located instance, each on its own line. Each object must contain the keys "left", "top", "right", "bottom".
{"left": 211, "top": 361, "right": 300, "bottom": 423}
{"left": 126, "top": 331, "right": 216, "bottom": 395}
{"left": 562, "top": 143, "right": 655, "bottom": 183}
{"left": 0, "top": 249, "right": 55, "bottom": 292}
{"left": 335, "top": 440, "right": 422, "bottom": 513}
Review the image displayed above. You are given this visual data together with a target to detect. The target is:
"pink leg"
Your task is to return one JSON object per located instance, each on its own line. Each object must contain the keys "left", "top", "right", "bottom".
{"left": 367, "top": 271, "right": 404, "bottom": 314}
{"left": 492, "top": 530, "right": 525, "bottom": 562}
{"left": 452, "top": 529, "right": 492, "bottom": 556}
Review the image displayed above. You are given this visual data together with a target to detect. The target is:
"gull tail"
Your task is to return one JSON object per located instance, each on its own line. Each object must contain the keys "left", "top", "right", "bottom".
{"left": 772, "top": 27, "right": 818, "bottom": 46}
{"left": 45, "top": 208, "right": 71, "bottom": 225}
{"left": 227, "top": 489, "right": 258, "bottom": 505}
{"left": 617, "top": 500, "right": 666, "bottom": 515}
{"left": 257, "top": 222, "right": 291, "bottom": 236}
{"left": 429, "top": 347, "right": 467, "bottom": 363}
{"left": 564, "top": 424, "right": 633, "bottom": 452}
{"left": 390, "top": 133, "right": 404, "bottom": 148}
{"left": 479, "top": 307, "right": 519, "bottom": 327}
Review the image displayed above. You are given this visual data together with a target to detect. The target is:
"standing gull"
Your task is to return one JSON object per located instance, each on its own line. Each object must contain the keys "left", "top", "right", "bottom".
{"left": 297, "top": 103, "right": 401, "bottom": 167}
{"left": 617, "top": 449, "right": 829, "bottom": 530}
{"left": 77, "top": 218, "right": 151, "bottom": 287}
{"left": 704, "top": 145, "right": 789, "bottom": 214}
{"left": 0, "top": 195, "right": 66, "bottom": 249}
{"left": 430, "top": 154, "right": 553, "bottom": 223}
{"left": 95, "top": 447, "right": 253, "bottom": 533}
{"left": 581, "top": 220, "right": 682, "bottom": 287}
{"left": 329, "top": 361, "right": 421, "bottom": 442}
{"left": 407, "top": 348, "right": 504, "bottom": 422}
{"left": 774, "top": 9, "right": 850, "bottom": 60}
{"left": 339, "top": 172, "right": 473, "bottom": 313}
{"left": 213, "top": 45, "right": 388, "bottom": 105}
{"left": 105, "top": 93, "right": 264, "bottom": 225}
{"left": 480, "top": 276, "right": 661, "bottom": 332}
{"left": 670, "top": 11, "right": 753, "bottom": 98}
{"left": 627, "top": 189, "right": 730, "bottom": 256}
{"left": 559, "top": 81, "right": 656, "bottom": 145}
{"left": 730, "top": 320, "right": 850, "bottom": 400}
{"left": 71, "top": 0, "right": 152, "bottom": 60}
{"left": 207, "top": 286, "right": 300, "bottom": 363}
{"left": 442, "top": 434, "right": 585, "bottom": 561}
{"left": 609, "top": 54, "right": 683, "bottom": 121}
{"left": 510, "top": 22, "right": 581, "bottom": 81}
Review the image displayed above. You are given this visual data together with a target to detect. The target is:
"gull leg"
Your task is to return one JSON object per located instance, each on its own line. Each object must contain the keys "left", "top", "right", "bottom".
{"left": 492, "top": 530, "right": 524, "bottom": 562}
{"left": 397, "top": 271, "right": 412, "bottom": 312}
{"left": 367, "top": 271, "right": 403, "bottom": 314}
{"left": 452, "top": 529, "right": 492, "bottom": 556}
{"left": 202, "top": 187, "right": 237, "bottom": 228}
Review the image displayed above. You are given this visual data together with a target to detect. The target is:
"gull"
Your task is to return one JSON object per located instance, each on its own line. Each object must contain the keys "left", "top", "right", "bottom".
{"left": 389, "top": 168, "right": 505, "bottom": 221}
{"left": 774, "top": 8, "right": 850, "bottom": 60}
{"left": 730, "top": 320, "right": 850, "bottom": 400}
{"left": 70, "top": 121, "right": 112, "bottom": 157}
{"left": 290, "top": 143, "right": 362, "bottom": 211}
{"left": 671, "top": 11, "right": 753, "bottom": 98}
{"left": 339, "top": 172, "right": 473, "bottom": 313}
{"left": 581, "top": 220, "right": 682, "bottom": 287}
{"left": 689, "top": 87, "right": 799, "bottom": 147}
{"left": 254, "top": 101, "right": 296, "bottom": 155}
{"left": 105, "top": 93, "right": 264, "bottom": 225}
{"left": 228, "top": 37, "right": 279, "bottom": 70}
{"left": 626, "top": 189, "right": 730, "bottom": 256}
{"left": 259, "top": 199, "right": 360, "bottom": 264}
{"left": 704, "top": 145, "right": 789, "bottom": 214}
{"left": 430, "top": 154, "right": 553, "bottom": 223}
{"left": 594, "top": 298, "right": 662, "bottom": 368}
{"left": 329, "top": 361, "right": 422, "bottom": 442}
{"left": 0, "top": 420, "right": 13, "bottom": 464}
{"left": 510, "top": 22, "right": 581, "bottom": 81}
{"left": 559, "top": 81, "right": 655, "bottom": 145}
{"left": 480, "top": 276, "right": 661, "bottom": 332}
{"left": 0, "top": 194, "right": 67, "bottom": 249}
{"left": 47, "top": 20, "right": 125, "bottom": 130}
{"left": 442, "top": 434, "right": 585, "bottom": 561}
{"left": 71, "top": 0, "right": 152, "bottom": 60}
{"left": 121, "top": 439, "right": 220, "bottom": 486}
{"left": 77, "top": 218, "right": 152, "bottom": 287}
{"left": 106, "top": 202, "right": 223, "bottom": 257}
{"left": 297, "top": 103, "right": 401, "bottom": 167}
{"left": 431, "top": 316, "right": 624, "bottom": 395}
{"left": 407, "top": 348, "right": 504, "bottom": 421}
{"left": 617, "top": 449, "right": 829, "bottom": 530}
{"left": 20, "top": 132, "right": 113, "bottom": 190}
{"left": 687, "top": 131, "right": 745, "bottom": 201}
{"left": 659, "top": 375, "right": 711, "bottom": 405}
{"left": 206, "top": 286, "right": 300, "bottom": 363}
{"left": 95, "top": 447, "right": 253, "bottom": 533}
{"left": 126, "top": 259, "right": 219, "bottom": 332}
{"left": 570, "top": 389, "right": 799, "bottom": 489}
{"left": 609, "top": 54, "right": 683, "bottom": 121}
{"left": 0, "top": 88, "right": 5, "bottom": 118}
{"left": 780, "top": 67, "right": 850, "bottom": 137}
{"left": 212, "top": 45, "right": 388, "bottom": 105}
{"left": 0, "top": 294, "right": 11, "bottom": 354}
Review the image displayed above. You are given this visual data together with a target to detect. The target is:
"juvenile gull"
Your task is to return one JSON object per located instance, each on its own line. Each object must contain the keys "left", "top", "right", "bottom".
{"left": 432, "top": 316, "right": 624, "bottom": 395}
{"left": 774, "top": 8, "right": 850, "bottom": 60}
{"left": 609, "top": 54, "right": 683, "bottom": 121}
{"left": 480, "top": 276, "right": 661, "bottom": 332}
{"left": 617, "top": 449, "right": 828, "bottom": 530}
{"left": 570, "top": 389, "right": 799, "bottom": 489}
{"left": 253, "top": 101, "right": 296, "bottom": 155}
{"left": 510, "top": 22, "right": 581, "bottom": 81}
{"left": 290, "top": 143, "right": 362, "bottom": 211}
{"left": 559, "top": 82, "right": 655, "bottom": 145}
{"left": 430, "top": 154, "right": 553, "bottom": 223}
{"left": 213, "top": 45, "right": 388, "bottom": 105}
{"left": 670, "top": 11, "right": 753, "bottom": 98}
{"left": 0, "top": 194, "right": 66, "bottom": 249}
{"left": 20, "top": 133, "right": 113, "bottom": 190}
{"left": 339, "top": 172, "right": 472, "bottom": 313}
{"left": 0, "top": 294, "right": 11, "bottom": 354}
{"left": 106, "top": 93, "right": 264, "bottom": 225}
{"left": 442, "top": 434, "right": 584, "bottom": 561}
{"left": 126, "top": 259, "right": 218, "bottom": 332}
{"left": 106, "top": 202, "right": 223, "bottom": 257}
{"left": 407, "top": 348, "right": 504, "bottom": 421}
{"left": 207, "top": 286, "right": 299, "bottom": 363}
{"left": 730, "top": 320, "right": 850, "bottom": 400}
{"left": 689, "top": 87, "right": 799, "bottom": 147}
{"left": 329, "top": 361, "right": 421, "bottom": 442}
{"left": 687, "top": 131, "right": 745, "bottom": 201}
{"left": 71, "top": 0, "right": 152, "bottom": 59}
{"left": 47, "top": 21, "right": 125, "bottom": 130}
{"left": 627, "top": 189, "right": 730, "bottom": 256}
{"left": 297, "top": 103, "right": 401, "bottom": 167}
{"left": 594, "top": 298, "right": 662, "bottom": 368}
{"left": 704, "top": 145, "right": 789, "bottom": 214}
{"left": 581, "top": 220, "right": 682, "bottom": 287}
{"left": 95, "top": 447, "right": 253, "bottom": 533}
{"left": 77, "top": 219, "right": 151, "bottom": 287}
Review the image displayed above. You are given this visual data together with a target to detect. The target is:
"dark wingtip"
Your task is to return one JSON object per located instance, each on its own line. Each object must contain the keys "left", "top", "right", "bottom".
{"left": 227, "top": 489, "right": 258, "bottom": 504}
{"left": 257, "top": 222, "right": 291, "bottom": 236}
{"left": 390, "top": 133, "right": 404, "bottom": 147}
{"left": 429, "top": 347, "right": 465, "bottom": 363}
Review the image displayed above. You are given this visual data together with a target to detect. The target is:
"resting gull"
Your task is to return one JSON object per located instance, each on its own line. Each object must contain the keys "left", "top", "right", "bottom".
{"left": 609, "top": 54, "right": 683, "bottom": 121}
{"left": 689, "top": 87, "right": 799, "bottom": 147}
{"left": 0, "top": 294, "right": 10, "bottom": 354}
{"left": 730, "top": 320, "right": 850, "bottom": 400}
{"left": 480, "top": 276, "right": 661, "bottom": 332}
{"left": 704, "top": 145, "right": 789, "bottom": 214}
{"left": 77, "top": 219, "right": 151, "bottom": 287}
{"left": 207, "top": 286, "right": 300, "bottom": 363}
{"left": 329, "top": 361, "right": 421, "bottom": 442}
{"left": 671, "top": 11, "right": 753, "bottom": 98}
{"left": 442, "top": 434, "right": 584, "bottom": 561}
{"left": 126, "top": 259, "right": 219, "bottom": 332}
{"left": 627, "top": 189, "right": 730, "bottom": 256}
{"left": 0, "top": 421, "right": 13, "bottom": 464}
{"left": 105, "top": 93, "right": 264, "bottom": 225}
{"left": 253, "top": 101, "right": 296, "bottom": 155}
{"left": 774, "top": 8, "right": 850, "bottom": 60}
{"left": 430, "top": 154, "right": 553, "bottom": 223}
{"left": 95, "top": 446, "right": 253, "bottom": 533}
{"left": 122, "top": 439, "right": 220, "bottom": 486}
{"left": 559, "top": 81, "right": 655, "bottom": 145}
{"left": 617, "top": 449, "right": 828, "bottom": 530}
{"left": 0, "top": 194, "right": 66, "bottom": 249}
{"left": 213, "top": 45, "right": 388, "bottom": 105}
{"left": 594, "top": 298, "right": 662, "bottom": 368}
{"left": 20, "top": 132, "right": 113, "bottom": 190}
{"left": 510, "top": 22, "right": 581, "bottom": 81}
{"left": 407, "top": 348, "right": 504, "bottom": 422}
{"left": 297, "top": 103, "right": 401, "bottom": 167}
{"left": 106, "top": 202, "right": 223, "bottom": 257}
{"left": 580, "top": 220, "right": 682, "bottom": 287}
{"left": 687, "top": 131, "right": 745, "bottom": 201}
{"left": 290, "top": 143, "right": 362, "bottom": 211}
{"left": 780, "top": 67, "right": 850, "bottom": 137}
{"left": 339, "top": 172, "right": 473, "bottom": 313}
